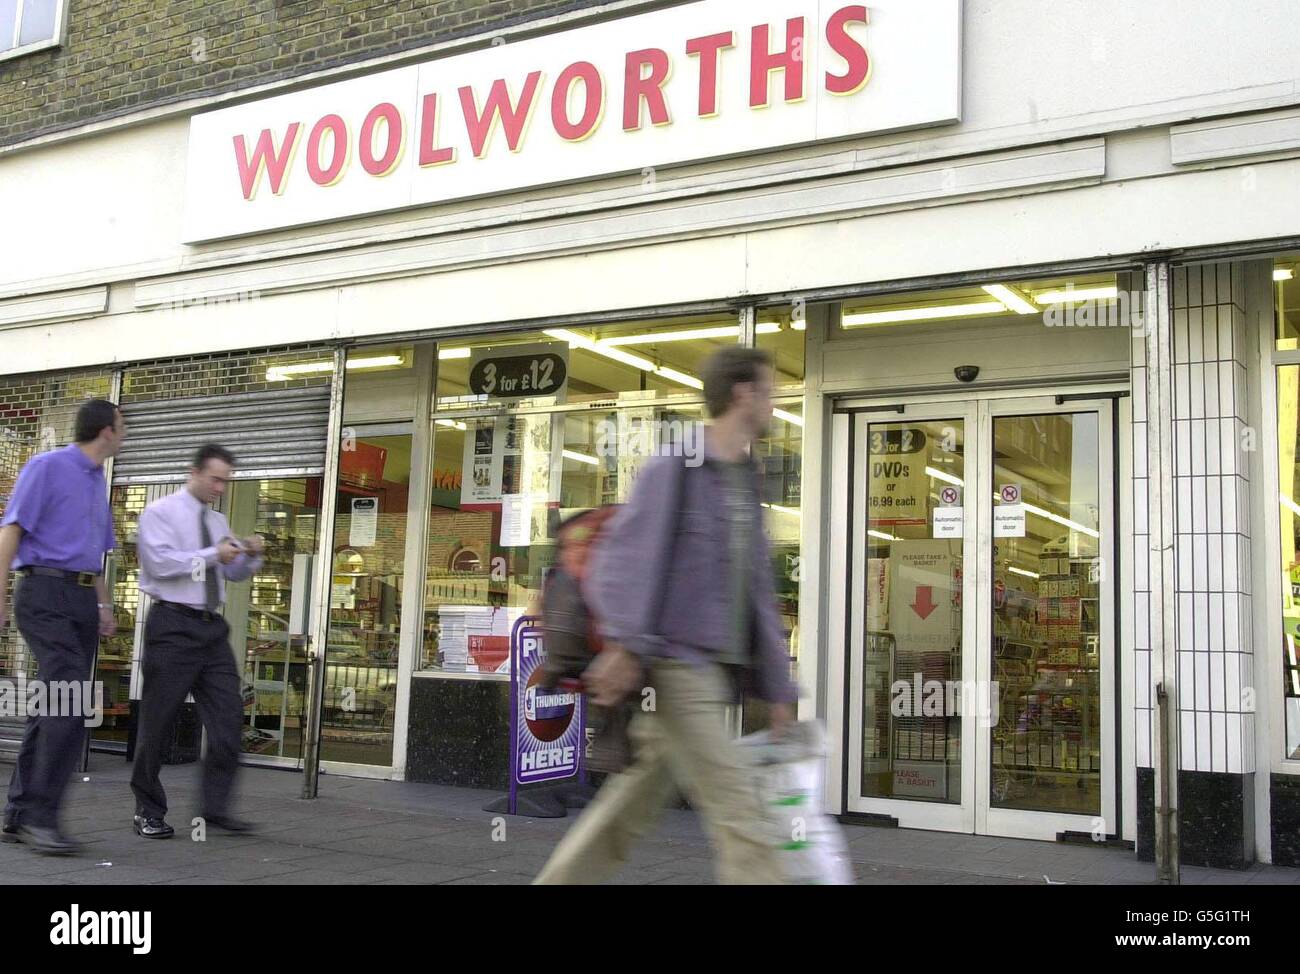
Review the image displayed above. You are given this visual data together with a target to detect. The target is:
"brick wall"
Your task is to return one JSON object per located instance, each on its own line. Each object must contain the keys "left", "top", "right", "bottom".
{"left": 0, "top": 0, "right": 619, "bottom": 149}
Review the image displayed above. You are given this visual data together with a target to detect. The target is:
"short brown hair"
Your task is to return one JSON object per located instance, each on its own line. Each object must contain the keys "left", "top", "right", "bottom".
{"left": 701, "top": 346, "right": 773, "bottom": 418}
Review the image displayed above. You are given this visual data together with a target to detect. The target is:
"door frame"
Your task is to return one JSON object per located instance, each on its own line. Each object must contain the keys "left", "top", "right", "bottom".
{"left": 829, "top": 385, "right": 1124, "bottom": 838}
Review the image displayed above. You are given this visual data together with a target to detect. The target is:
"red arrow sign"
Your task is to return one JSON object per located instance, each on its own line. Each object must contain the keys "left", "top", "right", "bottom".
{"left": 911, "top": 585, "right": 938, "bottom": 620}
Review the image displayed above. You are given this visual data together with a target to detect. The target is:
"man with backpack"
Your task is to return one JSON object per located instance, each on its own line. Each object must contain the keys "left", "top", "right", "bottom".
{"left": 534, "top": 346, "right": 799, "bottom": 885}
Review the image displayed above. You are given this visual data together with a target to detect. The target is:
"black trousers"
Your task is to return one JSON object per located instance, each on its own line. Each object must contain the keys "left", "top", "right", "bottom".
{"left": 4, "top": 574, "right": 99, "bottom": 829}
{"left": 129, "top": 603, "right": 242, "bottom": 820}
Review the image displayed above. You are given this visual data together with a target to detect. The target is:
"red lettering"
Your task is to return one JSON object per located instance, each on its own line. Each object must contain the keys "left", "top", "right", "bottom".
{"left": 459, "top": 72, "right": 544, "bottom": 158}
{"left": 686, "top": 31, "right": 734, "bottom": 118}
{"left": 825, "top": 5, "right": 870, "bottom": 95}
{"left": 551, "top": 61, "right": 604, "bottom": 142}
{"left": 232, "top": 124, "right": 301, "bottom": 200}
{"left": 305, "top": 114, "right": 348, "bottom": 186}
{"left": 750, "top": 17, "right": 806, "bottom": 109}
{"left": 359, "top": 103, "right": 404, "bottom": 176}
{"left": 418, "top": 93, "right": 456, "bottom": 167}
{"left": 623, "top": 48, "right": 672, "bottom": 131}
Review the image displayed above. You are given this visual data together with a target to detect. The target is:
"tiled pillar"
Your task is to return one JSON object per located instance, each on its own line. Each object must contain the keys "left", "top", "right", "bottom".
{"left": 1135, "top": 260, "right": 1271, "bottom": 869}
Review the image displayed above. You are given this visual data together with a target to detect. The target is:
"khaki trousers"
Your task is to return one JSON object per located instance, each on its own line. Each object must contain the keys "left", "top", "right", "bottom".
{"left": 533, "top": 660, "right": 783, "bottom": 885}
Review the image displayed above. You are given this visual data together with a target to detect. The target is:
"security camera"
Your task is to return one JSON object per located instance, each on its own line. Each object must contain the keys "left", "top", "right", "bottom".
{"left": 954, "top": 365, "right": 980, "bottom": 383}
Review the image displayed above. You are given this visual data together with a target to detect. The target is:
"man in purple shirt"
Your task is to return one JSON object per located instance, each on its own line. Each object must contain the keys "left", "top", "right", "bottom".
{"left": 535, "top": 347, "right": 799, "bottom": 885}
{"left": 0, "top": 399, "right": 125, "bottom": 855}
{"left": 130, "top": 443, "right": 264, "bottom": 839}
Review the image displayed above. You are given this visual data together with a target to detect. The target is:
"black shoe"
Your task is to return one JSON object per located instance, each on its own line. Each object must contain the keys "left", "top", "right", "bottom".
{"left": 12, "top": 824, "right": 82, "bottom": 856}
{"left": 203, "top": 814, "right": 255, "bottom": 834}
{"left": 132, "top": 815, "right": 175, "bottom": 839}
{"left": 1, "top": 822, "right": 19, "bottom": 844}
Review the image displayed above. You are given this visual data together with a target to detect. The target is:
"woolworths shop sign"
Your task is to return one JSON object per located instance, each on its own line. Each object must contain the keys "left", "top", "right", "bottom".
{"left": 181, "top": 0, "right": 962, "bottom": 242}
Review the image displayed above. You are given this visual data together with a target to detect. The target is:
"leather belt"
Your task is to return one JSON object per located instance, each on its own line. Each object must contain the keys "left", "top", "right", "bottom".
{"left": 20, "top": 567, "right": 98, "bottom": 587}
{"left": 155, "top": 600, "right": 223, "bottom": 623}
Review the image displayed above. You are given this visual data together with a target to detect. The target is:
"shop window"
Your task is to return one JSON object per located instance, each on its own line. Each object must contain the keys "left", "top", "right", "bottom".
{"left": 1275, "top": 365, "right": 1300, "bottom": 760}
{"left": 434, "top": 315, "right": 740, "bottom": 413}
{"left": 834, "top": 273, "right": 1124, "bottom": 335}
{"left": 756, "top": 307, "right": 806, "bottom": 388}
{"left": 1273, "top": 253, "right": 1300, "bottom": 351}
{"left": 95, "top": 486, "right": 148, "bottom": 748}
{"left": 0, "top": 0, "right": 67, "bottom": 60}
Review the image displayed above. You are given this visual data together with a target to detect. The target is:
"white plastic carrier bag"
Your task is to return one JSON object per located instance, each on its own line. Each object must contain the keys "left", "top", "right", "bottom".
{"left": 740, "top": 719, "right": 855, "bottom": 885}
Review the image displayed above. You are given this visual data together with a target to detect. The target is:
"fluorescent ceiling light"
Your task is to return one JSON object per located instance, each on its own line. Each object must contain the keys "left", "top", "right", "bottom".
{"left": 1008, "top": 566, "right": 1040, "bottom": 580}
{"left": 868, "top": 529, "right": 897, "bottom": 542}
{"left": 544, "top": 328, "right": 656, "bottom": 371}
{"left": 439, "top": 347, "right": 472, "bottom": 360}
{"left": 601, "top": 325, "right": 740, "bottom": 346}
{"left": 925, "top": 466, "right": 965, "bottom": 487}
{"left": 982, "top": 284, "right": 1038, "bottom": 315}
{"left": 762, "top": 503, "right": 801, "bottom": 517}
{"left": 1277, "top": 268, "right": 1296, "bottom": 282}
{"left": 1033, "top": 286, "right": 1119, "bottom": 304}
{"left": 1281, "top": 493, "right": 1300, "bottom": 518}
{"left": 756, "top": 322, "right": 783, "bottom": 334}
{"left": 435, "top": 419, "right": 467, "bottom": 431}
{"left": 842, "top": 301, "right": 1007, "bottom": 328}
{"left": 791, "top": 320, "right": 806, "bottom": 332}
{"left": 1021, "top": 500, "right": 1100, "bottom": 539}
{"left": 267, "top": 355, "right": 404, "bottom": 381}
{"left": 563, "top": 450, "right": 599, "bottom": 466}
{"left": 654, "top": 367, "right": 703, "bottom": 390}
{"left": 773, "top": 408, "right": 804, "bottom": 428}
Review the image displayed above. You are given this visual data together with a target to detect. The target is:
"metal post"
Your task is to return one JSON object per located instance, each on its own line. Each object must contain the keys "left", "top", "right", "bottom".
{"left": 1144, "top": 263, "right": 1180, "bottom": 884}
{"left": 301, "top": 348, "right": 347, "bottom": 799}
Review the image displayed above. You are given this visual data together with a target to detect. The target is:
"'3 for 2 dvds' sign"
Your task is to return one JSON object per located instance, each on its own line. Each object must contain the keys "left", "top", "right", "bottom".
{"left": 469, "top": 342, "right": 569, "bottom": 402}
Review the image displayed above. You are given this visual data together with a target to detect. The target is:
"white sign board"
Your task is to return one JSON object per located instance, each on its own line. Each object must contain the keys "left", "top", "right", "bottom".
{"left": 349, "top": 496, "right": 378, "bottom": 547}
{"left": 182, "top": 0, "right": 963, "bottom": 241}
{"left": 994, "top": 486, "right": 1025, "bottom": 538}
{"left": 933, "top": 507, "right": 963, "bottom": 539}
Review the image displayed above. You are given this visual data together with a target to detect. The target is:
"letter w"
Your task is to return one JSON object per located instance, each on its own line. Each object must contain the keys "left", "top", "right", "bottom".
{"left": 459, "top": 73, "right": 543, "bottom": 158}
{"left": 233, "top": 124, "right": 302, "bottom": 200}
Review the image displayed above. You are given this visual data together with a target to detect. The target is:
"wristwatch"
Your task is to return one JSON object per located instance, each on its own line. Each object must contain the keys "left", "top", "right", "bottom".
{"left": 97, "top": 602, "right": 111, "bottom": 610}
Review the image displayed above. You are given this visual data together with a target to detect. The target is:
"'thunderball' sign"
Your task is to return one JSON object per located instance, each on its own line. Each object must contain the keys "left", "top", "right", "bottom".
{"left": 513, "top": 623, "right": 583, "bottom": 784}
{"left": 181, "top": 0, "right": 962, "bottom": 241}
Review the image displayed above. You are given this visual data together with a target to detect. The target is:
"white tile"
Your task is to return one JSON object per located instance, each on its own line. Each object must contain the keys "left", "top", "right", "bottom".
{"left": 1222, "top": 537, "right": 1240, "bottom": 592}
{"left": 1132, "top": 333, "right": 1147, "bottom": 368}
{"left": 1180, "top": 711, "right": 1197, "bottom": 769}
{"left": 1211, "top": 713, "right": 1227, "bottom": 771}
{"left": 1133, "top": 423, "right": 1148, "bottom": 479}
{"left": 1134, "top": 476, "right": 1149, "bottom": 537}
{"left": 1239, "top": 538, "right": 1252, "bottom": 594}
{"left": 1240, "top": 592, "right": 1253, "bottom": 647}
{"left": 1174, "top": 310, "right": 1189, "bottom": 363}
{"left": 1194, "top": 419, "right": 1209, "bottom": 475}
{"left": 1224, "top": 595, "right": 1240, "bottom": 653}
{"left": 1196, "top": 712, "right": 1212, "bottom": 771}
{"left": 1137, "top": 651, "right": 1151, "bottom": 709}
{"left": 1226, "top": 714, "right": 1243, "bottom": 773}
{"left": 1193, "top": 536, "right": 1208, "bottom": 591}
{"left": 1176, "top": 421, "right": 1192, "bottom": 476}
{"left": 1238, "top": 477, "right": 1252, "bottom": 534}
{"left": 1175, "top": 364, "right": 1191, "bottom": 417}
{"left": 1219, "top": 416, "right": 1236, "bottom": 475}
{"left": 1206, "top": 476, "right": 1222, "bottom": 533}
{"left": 1192, "top": 473, "right": 1207, "bottom": 530}
{"left": 1219, "top": 264, "right": 1234, "bottom": 308}
{"left": 1233, "top": 305, "right": 1248, "bottom": 361}
{"left": 1203, "top": 307, "right": 1220, "bottom": 361}
{"left": 1180, "top": 593, "right": 1194, "bottom": 652}
{"left": 1136, "top": 535, "right": 1150, "bottom": 590}
{"left": 1219, "top": 364, "right": 1235, "bottom": 425}
{"left": 1210, "top": 651, "right": 1226, "bottom": 711}
{"left": 1178, "top": 534, "right": 1194, "bottom": 590}
{"left": 1177, "top": 475, "right": 1192, "bottom": 534}
{"left": 1187, "top": 309, "right": 1204, "bottom": 364}
{"left": 1187, "top": 264, "right": 1204, "bottom": 308}
{"left": 1134, "top": 592, "right": 1150, "bottom": 649}
{"left": 1209, "top": 592, "right": 1224, "bottom": 654}
{"left": 1173, "top": 265, "right": 1189, "bottom": 309}
{"left": 1241, "top": 713, "right": 1256, "bottom": 773}
{"left": 1235, "top": 363, "right": 1248, "bottom": 419}
{"left": 1217, "top": 306, "right": 1234, "bottom": 364}
{"left": 1222, "top": 474, "right": 1238, "bottom": 532}
{"left": 1190, "top": 364, "right": 1207, "bottom": 418}
{"left": 1207, "top": 533, "right": 1223, "bottom": 592}
{"left": 1179, "top": 651, "right": 1196, "bottom": 709}
{"left": 1131, "top": 367, "right": 1147, "bottom": 421}
{"left": 1203, "top": 362, "right": 1221, "bottom": 418}
{"left": 1225, "top": 647, "right": 1241, "bottom": 712}
{"left": 1137, "top": 710, "right": 1151, "bottom": 767}
{"left": 1195, "top": 651, "right": 1210, "bottom": 709}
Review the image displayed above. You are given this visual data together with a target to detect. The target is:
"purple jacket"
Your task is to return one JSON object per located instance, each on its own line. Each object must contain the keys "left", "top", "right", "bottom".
{"left": 587, "top": 439, "right": 799, "bottom": 705}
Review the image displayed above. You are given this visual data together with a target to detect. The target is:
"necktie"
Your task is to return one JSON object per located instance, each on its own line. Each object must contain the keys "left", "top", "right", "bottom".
{"left": 199, "top": 505, "right": 220, "bottom": 611}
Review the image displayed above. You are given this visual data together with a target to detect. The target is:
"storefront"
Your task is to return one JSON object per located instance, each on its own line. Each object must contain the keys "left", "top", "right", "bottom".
{"left": 3, "top": 0, "right": 1300, "bottom": 866}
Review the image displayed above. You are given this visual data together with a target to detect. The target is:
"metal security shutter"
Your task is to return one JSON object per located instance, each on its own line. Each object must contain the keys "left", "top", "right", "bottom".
{"left": 114, "top": 385, "right": 331, "bottom": 484}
